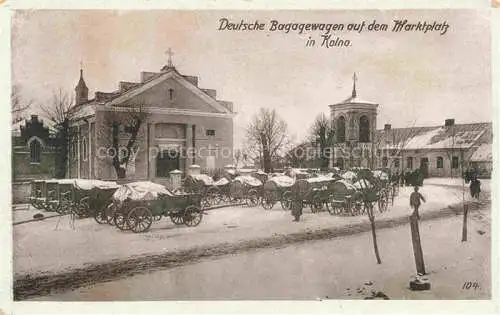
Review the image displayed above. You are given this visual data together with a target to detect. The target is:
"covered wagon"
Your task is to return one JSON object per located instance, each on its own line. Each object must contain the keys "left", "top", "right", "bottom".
{"left": 262, "top": 175, "right": 295, "bottom": 210}
{"left": 328, "top": 180, "right": 363, "bottom": 216}
{"left": 229, "top": 175, "right": 263, "bottom": 207}
{"left": 291, "top": 176, "right": 337, "bottom": 214}
{"left": 111, "top": 181, "right": 202, "bottom": 233}
{"left": 183, "top": 174, "right": 220, "bottom": 208}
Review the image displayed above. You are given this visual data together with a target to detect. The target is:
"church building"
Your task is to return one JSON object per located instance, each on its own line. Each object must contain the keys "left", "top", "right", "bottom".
{"left": 329, "top": 73, "right": 378, "bottom": 169}
{"left": 67, "top": 53, "right": 235, "bottom": 183}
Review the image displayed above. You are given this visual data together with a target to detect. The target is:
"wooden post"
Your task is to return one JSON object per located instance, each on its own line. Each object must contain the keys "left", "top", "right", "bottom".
{"left": 462, "top": 204, "right": 468, "bottom": 242}
{"left": 367, "top": 203, "right": 382, "bottom": 264}
{"left": 410, "top": 213, "right": 426, "bottom": 274}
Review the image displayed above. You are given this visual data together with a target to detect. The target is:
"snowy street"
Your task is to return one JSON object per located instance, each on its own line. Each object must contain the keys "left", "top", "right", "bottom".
{"left": 13, "top": 181, "right": 491, "bottom": 300}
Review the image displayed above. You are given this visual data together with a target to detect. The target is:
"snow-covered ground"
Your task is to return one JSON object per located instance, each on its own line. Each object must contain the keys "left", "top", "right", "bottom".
{"left": 31, "top": 210, "right": 491, "bottom": 300}
{"left": 13, "top": 184, "right": 483, "bottom": 278}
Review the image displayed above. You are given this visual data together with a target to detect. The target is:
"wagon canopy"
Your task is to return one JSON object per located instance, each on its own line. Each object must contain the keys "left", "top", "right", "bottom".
{"left": 331, "top": 180, "right": 357, "bottom": 196}
{"left": 214, "top": 177, "right": 230, "bottom": 186}
{"left": 268, "top": 175, "right": 294, "bottom": 188}
{"left": 233, "top": 175, "right": 263, "bottom": 187}
{"left": 188, "top": 174, "right": 215, "bottom": 186}
{"left": 112, "top": 181, "right": 174, "bottom": 201}
{"left": 353, "top": 178, "right": 374, "bottom": 190}
{"left": 73, "top": 179, "right": 121, "bottom": 190}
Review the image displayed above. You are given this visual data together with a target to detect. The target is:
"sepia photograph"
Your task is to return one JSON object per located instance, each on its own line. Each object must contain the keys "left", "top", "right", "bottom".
{"left": 7, "top": 8, "right": 494, "bottom": 304}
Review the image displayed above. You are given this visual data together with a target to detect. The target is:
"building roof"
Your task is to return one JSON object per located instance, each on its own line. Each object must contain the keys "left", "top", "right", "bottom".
{"left": 469, "top": 143, "right": 492, "bottom": 162}
{"left": 376, "top": 122, "right": 492, "bottom": 150}
{"left": 68, "top": 65, "right": 234, "bottom": 120}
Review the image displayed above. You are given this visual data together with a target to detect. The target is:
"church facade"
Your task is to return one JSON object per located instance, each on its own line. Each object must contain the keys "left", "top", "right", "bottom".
{"left": 67, "top": 58, "right": 235, "bottom": 183}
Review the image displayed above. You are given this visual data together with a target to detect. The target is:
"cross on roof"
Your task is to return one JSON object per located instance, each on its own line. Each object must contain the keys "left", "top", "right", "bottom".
{"left": 166, "top": 48, "right": 174, "bottom": 68}
{"left": 352, "top": 72, "right": 357, "bottom": 98}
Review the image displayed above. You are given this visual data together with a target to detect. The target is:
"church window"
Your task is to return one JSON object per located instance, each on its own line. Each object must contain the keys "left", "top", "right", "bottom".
{"left": 169, "top": 88, "right": 175, "bottom": 100}
{"left": 29, "top": 138, "right": 41, "bottom": 163}
{"left": 359, "top": 115, "right": 370, "bottom": 142}
{"left": 336, "top": 116, "right": 346, "bottom": 143}
{"left": 206, "top": 129, "right": 216, "bottom": 137}
{"left": 436, "top": 156, "right": 443, "bottom": 169}
{"left": 82, "top": 137, "right": 88, "bottom": 161}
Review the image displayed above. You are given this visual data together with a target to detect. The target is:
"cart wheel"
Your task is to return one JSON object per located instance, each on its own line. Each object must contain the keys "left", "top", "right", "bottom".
{"left": 246, "top": 189, "right": 260, "bottom": 207}
{"left": 327, "top": 197, "right": 342, "bottom": 215}
{"left": 262, "top": 192, "right": 276, "bottom": 210}
{"left": 206, "top": 187, "right": 221, "bottom": 206}
{"left": 74, "top": 200, "right": 90, "bottom": 218}
{"left": 170, "top": 212, "right": 184, "bottom": 225}
{"left": 127, "top": 207, "right": 153, "bottom": 233}
{"left": 94, "top": 209, "right": 108, "bottom": 224}
{"left": 113, "top": 211, "right": 130, "bottom": 230}
{"left": 280, "top": 191, "right": 292, "bottom": 210}
{"left": 183, "top": 206, "right": 203, "bottom": 227}
{"left": 153, "top": 215, "right": 163, "bottom": 221}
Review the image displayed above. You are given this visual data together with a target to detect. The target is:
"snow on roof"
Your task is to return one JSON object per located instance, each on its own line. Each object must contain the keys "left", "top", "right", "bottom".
{"left": 377, "top": 123, "right": 491, "bottom": 151}
{"left": 469, "top": 143, "right": 492, "bottom": 162}
{"left": 269, "top": 175, "right": 294, "bottom": 187}
{"left": 190, "top": 174, "right": 214, "bottom": 185}
{"left": 331, "top": 95, "right": 378, "bottom": 106}
{"left": 233, "top": 175, "right": 262, "bottom": 187}
{"left": 113, "top": 181, "right": 173, "bottom": 201}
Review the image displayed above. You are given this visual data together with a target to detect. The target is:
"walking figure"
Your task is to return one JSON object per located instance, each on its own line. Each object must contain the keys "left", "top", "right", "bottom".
{"left": 410, "top": 186, "right": 426, "bottom": 220}
{"left": 470, "top": 178, "right": 481, "bottom": 200}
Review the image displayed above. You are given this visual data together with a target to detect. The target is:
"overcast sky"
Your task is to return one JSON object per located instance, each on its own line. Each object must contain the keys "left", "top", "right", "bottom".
{"left": 12, "top": 9, "right": 491, "bottom": 148}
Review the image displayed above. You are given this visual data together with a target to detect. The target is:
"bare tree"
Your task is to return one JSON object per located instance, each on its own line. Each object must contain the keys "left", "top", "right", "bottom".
{"left": 245, "top": 108, "right": 290, "bottom": 173}
{"left": 308, "top": 113, "right": 335, "bottom": 171}
{"left": 40, "top": 88, "right": 75, "bottom": 178}
{"left": 11, "top": 85, "right": 33, "bottom": 125}
{"left": 100, "top": 102, "right": 149, "bottom": 179}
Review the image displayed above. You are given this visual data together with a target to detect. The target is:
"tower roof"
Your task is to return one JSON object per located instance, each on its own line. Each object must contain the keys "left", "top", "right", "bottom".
{"left": 75, "top": 69, "right": 88, "bottom": 90}
{"left": 329, "top": 72, "right": 378, "bottom": 107}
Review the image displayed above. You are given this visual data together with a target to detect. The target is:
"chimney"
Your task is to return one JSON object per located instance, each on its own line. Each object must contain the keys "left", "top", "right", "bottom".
{"left": 384, "top": 124, "right": 391, "bottom": 131}
{"left": 445, "top": 119, "right": 455, "bottom": 127}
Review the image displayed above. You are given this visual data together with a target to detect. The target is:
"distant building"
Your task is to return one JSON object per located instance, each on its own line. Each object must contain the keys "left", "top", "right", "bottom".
{"left": 327, "top": 74, "right": 492, "bottom": 177}
{"left": 11, "top": 115, "right": 57, "bottom": 203}
{"left": 375, "top": 120, "right": 492, "bottom": 178}
{"left": 11, "top": 115, "right": 57, "bottom": 182}
{"left": 67, "top": 55, "right": 235, "bottom": 184}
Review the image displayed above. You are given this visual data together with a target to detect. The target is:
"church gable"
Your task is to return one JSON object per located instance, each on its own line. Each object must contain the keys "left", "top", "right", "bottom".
{"left": 125, "top": 77, "right": 221, "bottom": 113}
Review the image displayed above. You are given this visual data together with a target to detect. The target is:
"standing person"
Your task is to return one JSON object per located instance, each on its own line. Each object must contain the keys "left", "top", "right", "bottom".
{"left": 470, "top": 178, "right": 481, "bottom": 199}
{"left": 410, "top": 186, "right": 426, "bottom": 220}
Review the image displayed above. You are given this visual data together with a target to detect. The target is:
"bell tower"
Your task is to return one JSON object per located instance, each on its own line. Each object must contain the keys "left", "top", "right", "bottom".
{"left": 75, "top": 63, "right": 89, "bottom": 105}
{"left": 329, "top": 73, "right": 378, "bottom": 169}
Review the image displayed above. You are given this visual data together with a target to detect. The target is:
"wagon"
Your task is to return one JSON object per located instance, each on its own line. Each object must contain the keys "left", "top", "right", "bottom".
{"left": 229, "top": 175, "right": 263, "bottom": 207}
{"left": 291, "top": 176, "right": 337, "bottom": 214}
{"left": 183, "top": 174, "right": 220, "bottom": 208}
{"left": 111, "top": 181, "right": 203, "bottom": 233}
{"left": 353, "top": 178, "right": 388, "bottom": 213}
{"left": 327, "top": 180, "right": 364, "bottom": 216}
{"left": 262, "top": 175, "right": 295, "bottom": 210}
